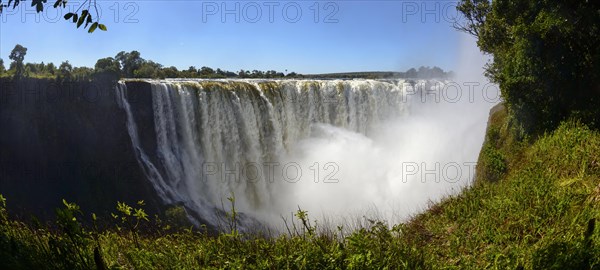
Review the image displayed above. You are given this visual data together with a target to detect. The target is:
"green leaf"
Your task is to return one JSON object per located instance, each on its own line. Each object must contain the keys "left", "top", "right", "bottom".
{"left": 72, "top": 14, "right": 78, "bottom": 23}
{"left": 98, "top": 24, "right": 107, "bottom": 31}
{"left": 85, "top": 15, "right": 92, "bottom": 28}
{"left": 88, "top": 22, "right": 98, "bottom": 33}
{"left": 64, "top": 12, "right": 74, "bottom": 20}
{"left": 76, "top": 13, "right": 85, "bottom": 28}
{"left": 31, "top": 0, "right": 45, "bottom": 13}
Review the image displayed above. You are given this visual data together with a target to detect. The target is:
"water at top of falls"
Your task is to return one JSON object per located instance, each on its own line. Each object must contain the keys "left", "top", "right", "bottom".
{"left": 118, "top": 78, "right": 488, "bottom": 232}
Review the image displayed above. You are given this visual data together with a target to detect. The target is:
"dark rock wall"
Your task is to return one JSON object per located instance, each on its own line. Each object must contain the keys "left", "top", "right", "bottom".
{"left": 0, "top": 78, "right": 160, "bottom": 219}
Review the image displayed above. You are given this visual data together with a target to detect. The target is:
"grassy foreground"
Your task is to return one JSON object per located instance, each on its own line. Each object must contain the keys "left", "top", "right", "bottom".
{"left": 1, "top": 105, "right": 599, "bottom": 269}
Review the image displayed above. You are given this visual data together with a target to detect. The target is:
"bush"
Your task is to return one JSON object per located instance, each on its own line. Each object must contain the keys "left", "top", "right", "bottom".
{"left": 457, "top": 0, "right": 600, "bottom": 134}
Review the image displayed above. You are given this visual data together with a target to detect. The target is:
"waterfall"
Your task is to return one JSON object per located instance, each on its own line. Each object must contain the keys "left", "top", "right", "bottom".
{"left": 117, "top": 79, "right": 417, "bottom": 229}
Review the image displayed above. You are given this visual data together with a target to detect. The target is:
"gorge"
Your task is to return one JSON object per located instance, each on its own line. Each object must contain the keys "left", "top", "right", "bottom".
{"left": 0, "top": 78, "right": 495, "bottom": 231}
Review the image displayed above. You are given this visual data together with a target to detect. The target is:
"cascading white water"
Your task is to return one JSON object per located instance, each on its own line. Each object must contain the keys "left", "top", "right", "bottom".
{"left": 118, "top": 77, "right": 496, "bottom": 232}
{"left": 117, "top": 79, "right": 420, "bottom": 228}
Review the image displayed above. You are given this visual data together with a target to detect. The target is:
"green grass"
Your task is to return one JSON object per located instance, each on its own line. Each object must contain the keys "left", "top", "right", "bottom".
{"left": 404, "top": 105, "right": 600, "bottom": 269}
{"left": 1, "top": 105, "right": 599, "bottom": 269}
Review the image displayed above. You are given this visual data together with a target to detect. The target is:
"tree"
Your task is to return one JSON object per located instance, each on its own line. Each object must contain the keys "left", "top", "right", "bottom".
{"left": 405, "top": 68, "right": 417, "bottom": 78}
{"left": 0, "top": 58, "right": 5, "bottom": 75}
{"left": 224, "top": 70, "right": 237, "bottom": 77}
{"left": 133, "top": 65, "right": 155, "bottom": 78}
{"left": 72, "top": 66, "right": 93, "bottom": 80}
{"left": 431, "top": 66, "right": 445, "bottom": 78}
{"left": 9, "top": 44, "right": 27, "bottom": 78}
{"left": 250, "top": 70, "right": 263, "bottom": 78}
{"left": 265, "top": 70, "right": 277, "bottom": 78}
{"left": 115, "top": 51, "right": 144, "bottom": 78}
{"left": 161, "top": 66, "right": 179, "bottom": 78}
{"left": 25, "top": 63, "right": 38, "bottom": 74}
{"left": 94, "top": 57, "right": 121, "bottom": 78}
{"left": 134, "top": 61, "right": 162, "bottom": 78}
{"left": 199, "top": 66, "right": 215, "bottom": 77}
{"left": 417, "top": 66, "right": 430, "bottom": 78}
{"left": 58, "top": 61, "right": 73, "bottom": 80}
{"left": 185, "top": 66, "right": 198, "bottom": 78}
{"left": 0, "top": 0, "right": 107, "bottom": 33}
{"left": 456, "top": 0, "right": 600, "bottom": 134}
{"left": 453, "top": 0, "right": 490, "bottom": 38}
{"left": 46, "top": 63, "right": 56, "bottom": 75}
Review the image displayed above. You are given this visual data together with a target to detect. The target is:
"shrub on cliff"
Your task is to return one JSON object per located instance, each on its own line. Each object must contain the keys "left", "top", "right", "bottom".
{"left": 456, "top": 0, "right": 600, "bottom": 134}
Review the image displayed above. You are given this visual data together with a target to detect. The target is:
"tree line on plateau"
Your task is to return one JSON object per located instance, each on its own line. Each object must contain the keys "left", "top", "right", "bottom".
{"left": 0, "top": 44, "right": 452, "bottom": 81}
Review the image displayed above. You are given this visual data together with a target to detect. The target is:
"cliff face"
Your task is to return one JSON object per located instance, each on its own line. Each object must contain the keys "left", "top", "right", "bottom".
{"left": 0, "top": 78, "right": 160, "bottom": 218}
{"left": 0, "top": 77, "right": 410, "bottom": 229}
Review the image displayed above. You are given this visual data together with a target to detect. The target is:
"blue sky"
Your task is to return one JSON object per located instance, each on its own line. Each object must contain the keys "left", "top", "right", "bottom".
{"left": 0, "top": 0, "right": 468, "bottom": 74}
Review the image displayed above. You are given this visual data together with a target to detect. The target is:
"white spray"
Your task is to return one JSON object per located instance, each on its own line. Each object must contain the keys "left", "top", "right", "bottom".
{"left": 117, "top": 37, "right": 497, "bottom": 230}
